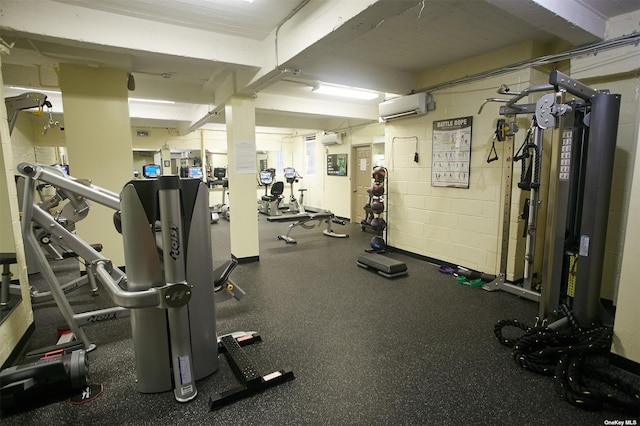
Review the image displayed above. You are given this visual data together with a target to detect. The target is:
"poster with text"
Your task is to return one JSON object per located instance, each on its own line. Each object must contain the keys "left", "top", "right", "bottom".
{"left": 432, "top": 116, "right": 472, "bottom": 188}
{"left": 327, "top": 154, "right": 348, "bottom": 176}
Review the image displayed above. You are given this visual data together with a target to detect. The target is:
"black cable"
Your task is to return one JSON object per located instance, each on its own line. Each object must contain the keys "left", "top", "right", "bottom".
{"left": 494, "top": 308, "right": 640, "bottom": 414}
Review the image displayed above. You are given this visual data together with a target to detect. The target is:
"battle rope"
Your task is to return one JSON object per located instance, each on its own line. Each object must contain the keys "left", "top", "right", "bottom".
{"left": 494, "top": 306, "right": 640, "bottom": 414}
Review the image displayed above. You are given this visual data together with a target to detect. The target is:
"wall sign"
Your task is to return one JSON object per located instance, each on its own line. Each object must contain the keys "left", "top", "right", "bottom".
{"left": 327, "top": 154, "right": 348, "bottom": 176}
{"left": 432, "top": 116, "right": 472, "bottom": 188}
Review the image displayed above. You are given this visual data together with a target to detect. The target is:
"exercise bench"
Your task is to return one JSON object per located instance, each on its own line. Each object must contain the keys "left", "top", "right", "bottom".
{"left": 277, "top": 210, "right": 348, "bottom": 244}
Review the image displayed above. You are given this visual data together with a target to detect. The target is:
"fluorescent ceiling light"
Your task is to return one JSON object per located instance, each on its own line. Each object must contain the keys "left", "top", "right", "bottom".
{"left": 128, "top": 98, "right": 175, "bottom": 105}
{"left": 9, "top": 87, "right": 175, "bottom": 105}
{"left": 9, "top": 85, "right": 61, "bottom": 95}
{"left": 312, "top": 84, "right": 378, "bottom": 100}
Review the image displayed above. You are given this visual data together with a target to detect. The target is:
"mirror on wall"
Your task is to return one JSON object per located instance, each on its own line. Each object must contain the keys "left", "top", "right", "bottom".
{"left": 257, "top": 151, "right": 268, "bottom": 173}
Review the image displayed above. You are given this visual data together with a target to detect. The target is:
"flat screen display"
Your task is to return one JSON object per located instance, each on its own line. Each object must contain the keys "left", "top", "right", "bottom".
{"left": 188, "top": 166, "right": 203, "bottom": 179}
{"left": 142, "top": 164, "right": 161, "bottom": 178}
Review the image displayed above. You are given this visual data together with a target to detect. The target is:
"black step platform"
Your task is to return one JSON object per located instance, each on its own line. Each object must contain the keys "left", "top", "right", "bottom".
{"left": 209, "top": 333, "right": 295, "bottom": 411}
{"left": 357, "top": 252, "right": 408, "bottom": 278}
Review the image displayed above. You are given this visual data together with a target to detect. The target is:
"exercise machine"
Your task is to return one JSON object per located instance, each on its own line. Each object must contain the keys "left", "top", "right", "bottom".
{"left": 277, "top": 211, "right": 348, "bottom": 244}
{"left": 209, "top": 167, "right": 230, "bottom": 222}
{"left": 11, "top": 171, "right": 105, "bottom": 306}
{"left": 484, "top": 72, "right": 639, "bottom": 413}
{"left": 5, "top": 92, "right": 49, "bottom": 134}
{"left": 257, "top": 169, "right": 284, "bottom": 217}
{"left": 17, "top": 162, "right": 287, "bottom": 405}
{"left": 480, "top": 70, "right": 620, "bottom": 328}
{"left": 283, "top": 167, "right": 305, "bottom": 214}
{"left": 0, "top": 348, "right": 89, "bottom": 411}
{"left": 266, "top": 167, "right": 315, "bottom": 222}
{"left": 17, "top": 162, "right": 245, "bottom": 334}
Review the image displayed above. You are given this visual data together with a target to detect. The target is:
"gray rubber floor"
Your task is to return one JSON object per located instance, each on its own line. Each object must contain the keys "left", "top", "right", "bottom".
{"left": 1, "top": 215, "right": 638, "bottom": 425}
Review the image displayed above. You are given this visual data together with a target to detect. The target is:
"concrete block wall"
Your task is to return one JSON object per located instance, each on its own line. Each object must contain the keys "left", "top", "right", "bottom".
{"left": 383, "top": 70, "right": 542, "bottom": 276}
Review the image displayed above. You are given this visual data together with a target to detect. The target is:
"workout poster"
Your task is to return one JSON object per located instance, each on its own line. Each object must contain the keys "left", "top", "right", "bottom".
{"left": 432, "top": 116, "right": 472, "bottom": 188}
{"left": 327, "top": 154, "right": 348, "bottom": 176}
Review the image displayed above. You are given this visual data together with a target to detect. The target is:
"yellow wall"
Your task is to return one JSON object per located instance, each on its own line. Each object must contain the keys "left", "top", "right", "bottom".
{"left": 0, "top": 53, "right": 34, "bottom": 366}
{"left": 569, "top": 10, "right": 640, "bottom": 364}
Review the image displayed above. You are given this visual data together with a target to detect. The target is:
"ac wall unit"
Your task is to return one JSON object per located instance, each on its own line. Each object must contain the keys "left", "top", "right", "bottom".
{"left": 320, "top": 131, "right": 342, "bottom": 145}
{"left": 379, "top": 92, "right": 427, "bottom": 121}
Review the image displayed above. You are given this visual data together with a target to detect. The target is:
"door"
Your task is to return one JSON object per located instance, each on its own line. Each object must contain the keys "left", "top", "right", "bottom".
{"left": 351, "top": 145, "right": 372, "bottom": 225}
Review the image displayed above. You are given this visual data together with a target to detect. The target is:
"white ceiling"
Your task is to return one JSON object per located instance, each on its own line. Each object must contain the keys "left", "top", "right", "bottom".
{"left": 2, "top": 0, "right": 639, "bottom": 134}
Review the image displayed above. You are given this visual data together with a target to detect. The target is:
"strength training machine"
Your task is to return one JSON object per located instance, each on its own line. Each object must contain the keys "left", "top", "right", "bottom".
{"left": 16, "top": 163, "right": 289, "bottom": 407}
{"left": 481, "top": 70, "right": 620, "bottom": 328}
{"left": 484, "top": 72, "right": 640, "bottom": 413}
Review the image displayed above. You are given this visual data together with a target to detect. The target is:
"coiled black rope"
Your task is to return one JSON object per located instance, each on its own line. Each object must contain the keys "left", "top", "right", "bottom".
{"left": 495, "top": 308, "right": 640, "bottom": 414}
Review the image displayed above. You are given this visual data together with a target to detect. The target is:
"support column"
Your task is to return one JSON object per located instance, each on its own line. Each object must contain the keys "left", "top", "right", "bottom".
{"left": 0, "top": 50, "right": 34, "bottom": 366}
{"left": 58, "top": 64, "right": 133, "bottom": 267}
{"left": 225, "top": 97, "right": 259, "bottom": 262}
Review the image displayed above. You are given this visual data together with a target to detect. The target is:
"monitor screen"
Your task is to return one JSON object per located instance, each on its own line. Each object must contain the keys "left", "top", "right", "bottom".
{"left": 259, "top": 171, "right": 273, "bottom": 184}
{"left": 283, "top": 167, "right": 295, "bottom": 177}
{"left": 142, "top": 164, "right": 161, "bottom": 178}
{"left": 188, "top": 166, "right": 203, "bottom": 179}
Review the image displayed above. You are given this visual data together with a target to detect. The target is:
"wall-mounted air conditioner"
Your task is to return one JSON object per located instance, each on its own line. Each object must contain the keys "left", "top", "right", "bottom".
{"left": 320, "top": 131, "right": 342, "bottom": 145}
{"left": 379, "top": 92, "right": 428, "bottom": 122}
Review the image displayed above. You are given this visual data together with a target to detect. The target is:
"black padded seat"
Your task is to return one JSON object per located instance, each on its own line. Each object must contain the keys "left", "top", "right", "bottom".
{"left": 262, "top": 181, "right": 284, "bottom": 202}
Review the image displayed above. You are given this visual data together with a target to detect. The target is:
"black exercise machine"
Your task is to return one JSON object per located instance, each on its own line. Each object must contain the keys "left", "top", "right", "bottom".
{"left": 258, "top": 169, "right": 284, "bottom": 217}
{"left": 0, "top": 348, "right": 89, "bottom": 411}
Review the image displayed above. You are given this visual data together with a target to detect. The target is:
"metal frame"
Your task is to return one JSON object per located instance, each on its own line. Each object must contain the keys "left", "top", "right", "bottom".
{"left": 482, "top": 71, "right": 621, "bottom": 328}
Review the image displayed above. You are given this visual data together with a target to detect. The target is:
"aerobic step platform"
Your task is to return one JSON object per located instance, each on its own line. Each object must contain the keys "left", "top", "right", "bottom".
{"left": 357, "top": 252, "right": 408, "bottom": 278}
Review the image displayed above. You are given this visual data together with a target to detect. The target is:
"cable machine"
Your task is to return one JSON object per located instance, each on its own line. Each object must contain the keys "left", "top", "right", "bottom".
{"left": 483, "top": 70, "right": 620, "bottom": 328}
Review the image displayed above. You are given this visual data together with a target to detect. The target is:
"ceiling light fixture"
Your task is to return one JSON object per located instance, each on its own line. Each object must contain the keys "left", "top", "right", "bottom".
{"left": 9, "top": 86, "right": 175, "bottom": 105}
{"left": 128, "top": 98, "right": 175, "bottom": 105}
{"left": 312, "top": 84, "right": 379, "bottom": 100}
{"left": 9, "top": 86, "right": 61, "bottom": 95}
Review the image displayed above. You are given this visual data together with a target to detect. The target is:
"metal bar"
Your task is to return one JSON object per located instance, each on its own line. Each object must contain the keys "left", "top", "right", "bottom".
{"left": 158, "top": 176, "right": 198, "bottom": 402}
{"left": 94, "top": 261, "right": 160, "bottom": 309}
{"left": 18, "top": 162, "right": 120, "bottom": 210}
{"left": 573, "top": 93, "right": 621, "bottom": 327}
{"left": 482, "top": 120, "right": 516, "bottom": 293}
{"left": 20, "top": 175, "right": 95, "bottom": 351}
{"left": 504, "top": 84, "right": 554, "bottom": 109}
{"left": 522, "top": 126, "right": 544, "bottom": 291}
{"left": 549, "top": 70, "right": 603, "bottom": 100}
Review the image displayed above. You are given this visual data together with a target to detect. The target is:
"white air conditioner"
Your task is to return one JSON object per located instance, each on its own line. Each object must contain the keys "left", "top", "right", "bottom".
{"left": 379, "top": 92, "right": 427, "bottom": 121}
{"left": 320, "top": 131, "right": 342, "bottom": 145}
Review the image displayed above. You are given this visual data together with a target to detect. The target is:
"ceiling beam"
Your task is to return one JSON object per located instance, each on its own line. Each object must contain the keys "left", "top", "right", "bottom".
{"left": 0, "top": 0, "right": 264, "bottom": 69}
{"left": 486, "top": 0, "right": 607, "bottom": 45}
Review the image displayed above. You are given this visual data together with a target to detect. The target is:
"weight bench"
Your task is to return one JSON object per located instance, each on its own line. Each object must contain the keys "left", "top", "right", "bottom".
{"left": 277, "top": 211, "right": 348, "bottom": 244}
{"left": 357, "top": 252, "right": 408, "bottom": 278}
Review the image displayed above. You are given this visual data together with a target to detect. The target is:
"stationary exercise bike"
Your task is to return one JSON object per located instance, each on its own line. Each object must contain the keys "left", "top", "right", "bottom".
{"left": 209, "top": 167, "right": 230, "bottom": 222}
{"left": 258, "top": 169, "right": 284, "bottom": 217}
{"left": 283, "top": 167, "right": 306, "bottom": 214}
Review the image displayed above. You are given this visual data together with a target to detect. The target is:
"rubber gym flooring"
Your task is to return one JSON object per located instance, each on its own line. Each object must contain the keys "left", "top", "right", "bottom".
{"left": 1, "top": 215, "right": 638, "bottom": 425}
